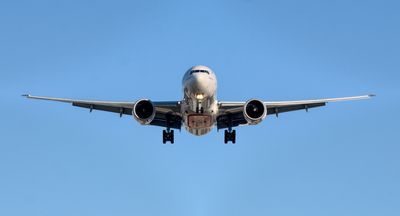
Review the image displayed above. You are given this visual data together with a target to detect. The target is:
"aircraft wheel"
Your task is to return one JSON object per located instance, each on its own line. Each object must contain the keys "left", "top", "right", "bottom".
{"left": 163, "top": 129, "right": 174, "bottom": 144}
{"left": 224, "top": 130, "right": 236, "bottom": 144}
{"left": 232, "top": 130, "right": 236, "bottom": 144}
{"left": 170, "top": 130, "right": 174, "bottom": 144}
{"left": 162, "top": 130, "right": 167, "bottom": 144}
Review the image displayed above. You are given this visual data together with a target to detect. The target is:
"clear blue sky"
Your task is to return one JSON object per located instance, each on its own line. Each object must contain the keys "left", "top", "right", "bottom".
{"left": 1, "top": 0, "right": 399, "bottom": 215}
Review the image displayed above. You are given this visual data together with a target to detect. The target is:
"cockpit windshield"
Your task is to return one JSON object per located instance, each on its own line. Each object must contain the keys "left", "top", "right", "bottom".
{"left": 190, "top": 70, "right": 210, "bottom": 75}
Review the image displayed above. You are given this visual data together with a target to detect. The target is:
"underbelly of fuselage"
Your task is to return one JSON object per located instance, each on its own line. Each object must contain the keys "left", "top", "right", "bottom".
{"left": 181, "top": 99, "right": 218, "bottom": 136}
{"left": 184, "top": 113, "right": 214, "bottom": 136}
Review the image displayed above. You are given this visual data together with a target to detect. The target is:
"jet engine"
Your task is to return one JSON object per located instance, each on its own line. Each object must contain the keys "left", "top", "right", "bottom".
{"left": 243, "top": 99, "right": 267, "bottom": 124}
{"left": 133, "top": 99, "right": 156, "bottom": 124}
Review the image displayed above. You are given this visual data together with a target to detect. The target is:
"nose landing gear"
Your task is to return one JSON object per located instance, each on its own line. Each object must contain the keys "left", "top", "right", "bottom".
{"left": 224, "top": 129, "right": 236, "bottom": 144}
{"left": 163, "top": 129, "right": 174, "bottom": 144}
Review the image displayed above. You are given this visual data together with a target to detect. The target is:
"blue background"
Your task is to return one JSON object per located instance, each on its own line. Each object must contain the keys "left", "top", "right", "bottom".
{"left": 1, "top": 0, "right": 399, "bottom": 215}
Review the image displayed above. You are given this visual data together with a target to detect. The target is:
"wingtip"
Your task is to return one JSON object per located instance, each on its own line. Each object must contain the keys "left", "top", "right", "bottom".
{"left": 369, "top": 94, "right": 376, "bottom": 97}
{"left": 22, "top": 94, "right": 31, "bottom": 98}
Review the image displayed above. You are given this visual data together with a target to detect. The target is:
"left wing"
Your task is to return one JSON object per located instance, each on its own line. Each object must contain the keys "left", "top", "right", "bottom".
{"left": 264, "top": 94, "right": 374, "bottom": 116}
{"left": 23, "top": 94, "right": 182, "bottom": 129}
{"left": 217, "top": 94, "right": 374, "bottom": 130}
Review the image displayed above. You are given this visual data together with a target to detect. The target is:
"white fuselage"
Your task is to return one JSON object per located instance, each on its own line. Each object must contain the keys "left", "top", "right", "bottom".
{"left": 181, "top": 66, "right": 218, "bottom": 135}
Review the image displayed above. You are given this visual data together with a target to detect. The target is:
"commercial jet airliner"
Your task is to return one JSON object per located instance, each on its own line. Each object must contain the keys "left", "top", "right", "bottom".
{"left": 24, "top": 65, "right": 374, "bottom": 144}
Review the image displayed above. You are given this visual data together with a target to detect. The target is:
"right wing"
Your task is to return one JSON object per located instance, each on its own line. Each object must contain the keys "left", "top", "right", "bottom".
{"left": 23, "top": 94, "right": 136, "bottom": 115}
{"left": 23, "top": 94, "right": 182, "bottom": 129}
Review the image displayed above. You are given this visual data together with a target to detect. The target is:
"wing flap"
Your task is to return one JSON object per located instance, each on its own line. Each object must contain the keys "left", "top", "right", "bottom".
{"left": 72, "top": 102, "right": 133, "bottom": 115}
{"left": 151, "top": 112, "right": 182, "bottom": 129}
{"left": 267, "top": 102, "right": 325, "bottom": 115}
{"left": 216, "top": 112, "right": 247, "bottom": 130}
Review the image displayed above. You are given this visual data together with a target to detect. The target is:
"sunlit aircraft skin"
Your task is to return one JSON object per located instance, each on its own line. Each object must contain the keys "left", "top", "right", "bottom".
{"left": 181, "top": 66, "right": 218, "bottom": 136}
{"left": 24, "top": 65, "right": 374, "bottom": 144}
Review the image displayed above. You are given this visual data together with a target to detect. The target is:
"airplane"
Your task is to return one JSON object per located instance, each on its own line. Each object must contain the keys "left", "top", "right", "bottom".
{"left": 24, "top": 65, "right": 374, "bottom": 144}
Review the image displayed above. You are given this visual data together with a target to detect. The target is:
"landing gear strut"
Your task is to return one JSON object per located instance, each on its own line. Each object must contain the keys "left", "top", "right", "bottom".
{"left": 163, "top": 129, "right": 174, "bottom": 144}
{"left": 224, "top": 129, "right": 236, "bottom": 144}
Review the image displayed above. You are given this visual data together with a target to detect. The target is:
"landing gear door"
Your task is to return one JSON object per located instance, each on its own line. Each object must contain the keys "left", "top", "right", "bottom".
{"left": 187, "top": 114, "right": 212, "bottom": 129}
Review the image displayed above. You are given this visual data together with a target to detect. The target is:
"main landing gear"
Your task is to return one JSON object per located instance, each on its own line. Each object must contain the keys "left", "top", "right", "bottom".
{"left": 163, "top": 129, "right": 174, "bottom": 144}
{"left": 224, "top": 129, "right": 236, "bottom": 144}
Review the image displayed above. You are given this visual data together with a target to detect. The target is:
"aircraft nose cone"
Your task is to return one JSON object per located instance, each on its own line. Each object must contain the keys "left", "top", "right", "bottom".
{"left": 188, "top": 73, "right": 216, "bottom": 98}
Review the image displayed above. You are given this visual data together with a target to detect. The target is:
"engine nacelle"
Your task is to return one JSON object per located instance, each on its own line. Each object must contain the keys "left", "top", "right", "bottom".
{"left": 133, "top": 99, "right": 156, "bottom": 125}
{"left": 243, "top": 99, "right": 267, "bottom": 125}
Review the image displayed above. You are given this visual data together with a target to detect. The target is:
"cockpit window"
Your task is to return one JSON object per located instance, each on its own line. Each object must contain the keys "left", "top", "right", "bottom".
{"left": 190, "top": 70, "right": 210, "bottom": 75}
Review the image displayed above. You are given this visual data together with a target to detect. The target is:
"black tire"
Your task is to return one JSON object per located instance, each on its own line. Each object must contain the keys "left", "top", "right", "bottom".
{"left": 224, "top": 130, "right": 228, "bottom": 144}
{"left": 162, "top": 130, "right": 167, "bottom": 144}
